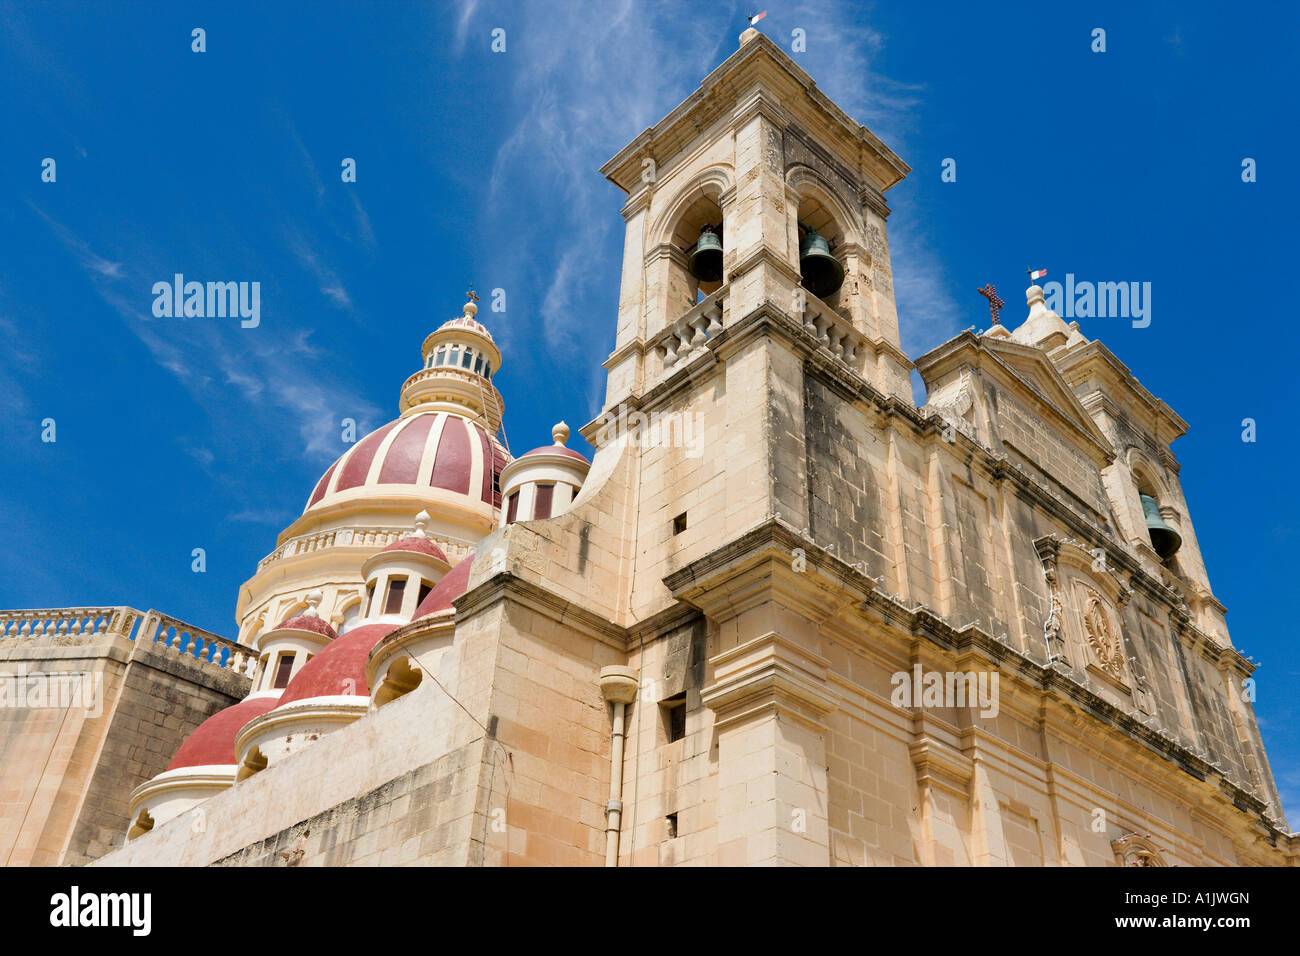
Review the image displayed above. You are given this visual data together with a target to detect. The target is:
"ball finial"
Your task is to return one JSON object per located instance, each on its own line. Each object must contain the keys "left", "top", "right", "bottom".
{"left": 552, "top": 421, "right": 570, "bottom": 446}
{"left": 304, "top": 589, "right": 324, "bottom": 617}
{"left": 413, "top": 509, "right": 431, "bottom": 538}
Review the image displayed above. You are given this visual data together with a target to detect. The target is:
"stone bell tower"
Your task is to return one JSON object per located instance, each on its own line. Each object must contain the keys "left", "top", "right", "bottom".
{"left": 598, "top": 27, "right": 913, "bottom": 410}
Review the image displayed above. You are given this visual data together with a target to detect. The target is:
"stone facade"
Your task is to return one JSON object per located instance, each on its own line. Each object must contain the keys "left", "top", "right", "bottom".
{"left": 6, "top": 29, "right": 1294, "bottom": 868}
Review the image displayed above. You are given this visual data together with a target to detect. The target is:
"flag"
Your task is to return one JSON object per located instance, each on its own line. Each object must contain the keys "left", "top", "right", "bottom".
{"left": 748, "top": 11, "right": 767, "bottom": 25}
{"left": 1029, "top": 268, "right": 1047, "bottom": 281}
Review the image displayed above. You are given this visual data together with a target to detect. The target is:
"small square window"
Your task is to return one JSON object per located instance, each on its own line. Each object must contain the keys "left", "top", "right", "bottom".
{"left": 672, "top": 512, "right": 687, "bottom": 535}
{"left": 662, "top": 692, "right": 686, "bottom": 742}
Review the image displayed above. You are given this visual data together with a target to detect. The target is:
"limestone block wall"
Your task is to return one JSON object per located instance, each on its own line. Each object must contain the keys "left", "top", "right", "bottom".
{"left": 0, "top": 627, "right": 245, "bottom": 866}
{"left": 63, "top": 638, "right": 248, "bottom": 865}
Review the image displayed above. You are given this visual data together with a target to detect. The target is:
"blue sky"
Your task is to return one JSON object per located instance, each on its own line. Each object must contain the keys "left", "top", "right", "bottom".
{"left": 2, "top": 1, "right": 1297, "bottom": 816}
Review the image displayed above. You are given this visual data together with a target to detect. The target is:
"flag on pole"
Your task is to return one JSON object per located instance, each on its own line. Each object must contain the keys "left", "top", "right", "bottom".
{"left": 1028, "top": 268, "right": 1047, "bottom": 281}
{"left": 748, "top": 11, "right": 767, "bottom": 25}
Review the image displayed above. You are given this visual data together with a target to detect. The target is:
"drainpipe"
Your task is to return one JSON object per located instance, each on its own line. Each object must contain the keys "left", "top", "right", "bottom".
{"left": 598, "top": 666, "right": 638, "bottom": 867}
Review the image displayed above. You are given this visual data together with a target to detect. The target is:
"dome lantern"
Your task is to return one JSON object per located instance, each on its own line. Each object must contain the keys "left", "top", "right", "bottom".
{"left": 402, "top": 288, "right": 505, "bottom": 430}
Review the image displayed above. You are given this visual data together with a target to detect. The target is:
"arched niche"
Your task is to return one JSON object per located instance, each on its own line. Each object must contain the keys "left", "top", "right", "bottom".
{"left": 648, "top": 167, "right": 733, "bottom": 313}
{"left": 786, "top": 165, "right": 863, "bottom": 309}
{"left": 236, "top": 745, "right": 267, "bottom": 783}
{"left": 373, "top": 656, "right": 424, "bottom": 708}
{"left": 1112, "top": 833, "right": 1169, "bottom": 867}
{"left": 127, "top": 808, "right": 154, "bottom": 841}
{"left": 1037, "top": 536, "right": 1133, "bottom": 690}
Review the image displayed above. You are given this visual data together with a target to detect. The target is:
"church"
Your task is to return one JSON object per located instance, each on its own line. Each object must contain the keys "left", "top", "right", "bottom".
{"left": 1, "top": 28, "right": 1290, "bottom": 867}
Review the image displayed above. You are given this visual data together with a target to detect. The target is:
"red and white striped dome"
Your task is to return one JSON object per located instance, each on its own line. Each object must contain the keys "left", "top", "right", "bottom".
{"left": 304, "top": 411, "right": 510, "bottom": 515}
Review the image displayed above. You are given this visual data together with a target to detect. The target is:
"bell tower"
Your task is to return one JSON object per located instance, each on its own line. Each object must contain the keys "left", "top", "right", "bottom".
{"left": 598, "top": 27, "right": 913, "bottom": 408}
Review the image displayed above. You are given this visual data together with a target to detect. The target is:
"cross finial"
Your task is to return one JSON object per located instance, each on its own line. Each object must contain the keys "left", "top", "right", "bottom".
{"left": 977, "top": 284, "right": 1005, "bottom": 325}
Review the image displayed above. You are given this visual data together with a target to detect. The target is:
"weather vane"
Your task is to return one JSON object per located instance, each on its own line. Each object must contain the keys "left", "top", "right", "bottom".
{"left": 977, "top": 283, "right": 1004, "bottom": 325}
{"left": 466, "top": 286, "right": 479, "bottom": 304}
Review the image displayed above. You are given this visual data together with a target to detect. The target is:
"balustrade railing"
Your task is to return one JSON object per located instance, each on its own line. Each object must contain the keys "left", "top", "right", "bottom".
{"left": 654, "top": 289, "right": 727, "bottom": 376}
{"left": 0, "top": 605, "right": 254, "bottom": 678}
{"left": 798, "top": 294, "right": 865, "bottom": 370}
{"left": 256, "top": 525, "right": 463, "bottom": 572}
{"left": 0, "top": 606, "right": 142, "bottom": 643}
{"left": 649, "top": 286, "right": 867, "bottom": 383}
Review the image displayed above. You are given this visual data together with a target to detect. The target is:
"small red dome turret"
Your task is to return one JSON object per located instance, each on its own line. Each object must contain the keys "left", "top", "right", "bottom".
{"left": 167, "top": 695, "right": 283, "bottom": 771}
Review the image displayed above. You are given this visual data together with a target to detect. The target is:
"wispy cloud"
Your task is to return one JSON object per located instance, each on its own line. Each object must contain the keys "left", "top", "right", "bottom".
{"left": 286, "top": 228, "right": 354, "bottom": 312}
{"left": 29, "top": 204, "right": 382, "bottom": 467}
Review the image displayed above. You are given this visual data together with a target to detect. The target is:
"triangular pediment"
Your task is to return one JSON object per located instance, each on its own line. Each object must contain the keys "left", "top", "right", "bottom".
{"left": 981, "top": 337, "right": 1113, "bottom": 454}
{"left": 916, "top": 331, "right": 1115, "bottom": 467}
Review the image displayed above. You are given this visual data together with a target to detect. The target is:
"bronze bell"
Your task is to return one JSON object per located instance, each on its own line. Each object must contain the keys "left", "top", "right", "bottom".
{"left": 1140, "top": 493, "right": 1182, "bottom": 559}
{"left": 799, "top": 227, "right": 845, "bottom": 298}
{"left": 689, "top": 225, "right": 723, "bottom": 283}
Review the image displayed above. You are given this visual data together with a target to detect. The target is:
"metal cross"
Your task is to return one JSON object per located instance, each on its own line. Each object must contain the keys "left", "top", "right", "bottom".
{"left": 977, "top": 284, "right": 1004, "bottom": 325}
{"left": 466, "top": 286, "right": 479, "bottom": 303}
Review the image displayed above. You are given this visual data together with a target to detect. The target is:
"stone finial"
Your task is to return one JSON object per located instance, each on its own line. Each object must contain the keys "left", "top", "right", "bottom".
{"left": 412, "top": 509, "right": 431, "bottom": 538}
{"left": 740, "top": 27, "right": 760, "bottom": 45}
{"left": 304, "top": 589, "right": 323, "bottom": 617}
{"left": 552, "top": 421, "right": 570, "bottom": 446}
{"left": 1010, "top": 282, "right": 1071, "bottom": 350}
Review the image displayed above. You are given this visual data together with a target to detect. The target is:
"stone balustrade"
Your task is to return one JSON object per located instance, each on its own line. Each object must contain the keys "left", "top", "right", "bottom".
{"left": 650, "top": 286, "right": 867, "bottom": 382}
{"left": 256, "top": 526, "right": 466, "bottom": 572}
{"left": 139, "top": 611, "right": 256, "bottom": 677}
{"left": 0, "top": 606, "right": 143, "bottom": 643}
{"left": 797, "top": 293, "right": 865, "bottom": 372}
{"left": 653, "top": 288, "right": 728, "bottom": 377}
{"left": 0, "top": 605, "right": 254, "bottom": 678}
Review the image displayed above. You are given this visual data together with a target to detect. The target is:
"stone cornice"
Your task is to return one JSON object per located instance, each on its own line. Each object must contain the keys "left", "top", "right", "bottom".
{"left": 128, "top": 765, "right": 234, "bottom": 809}
{"left": 701, "top": 631, "right": 836, "bottom": 733}
{"left": 600, "top": 33, "right": 908, "bottom": 195}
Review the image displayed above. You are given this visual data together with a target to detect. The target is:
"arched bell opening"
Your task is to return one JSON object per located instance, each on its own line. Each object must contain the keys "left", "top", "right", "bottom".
{"left": 374, "top": 656, "right": 424, "bottom": 708}
{"left": 670, "top": 195, "right": 726, "bottom": 308}
{"left": 796, "top": 195, "right": 848, "bottom": 305}
{"left": 1132, "top": 468, "right": 1182, "bottom": 563}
